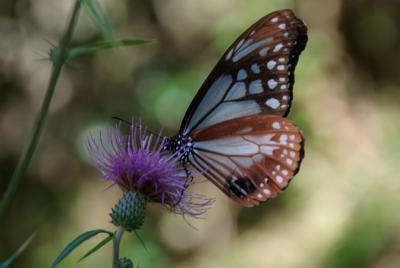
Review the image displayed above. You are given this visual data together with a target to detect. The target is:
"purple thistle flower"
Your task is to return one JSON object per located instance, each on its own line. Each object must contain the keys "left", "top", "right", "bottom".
{"left": 86, "top": 119, "right": 212, "bottom": 218}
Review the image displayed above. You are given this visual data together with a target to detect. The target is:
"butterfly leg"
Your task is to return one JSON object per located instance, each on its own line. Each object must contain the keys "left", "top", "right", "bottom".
{"left": 173, "top": 164, "right": 194, "bottom": 206}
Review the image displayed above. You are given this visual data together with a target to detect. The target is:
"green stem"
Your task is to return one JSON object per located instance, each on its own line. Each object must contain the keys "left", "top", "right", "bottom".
{"left": 0, "top": 0, "right": 82, "bottom": 219}
{"left": 113, "top": 227, "right": 125, "bottom": 268}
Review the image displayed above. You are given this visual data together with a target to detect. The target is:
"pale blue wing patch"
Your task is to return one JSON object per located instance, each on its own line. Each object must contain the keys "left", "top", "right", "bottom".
{"left": 184, "top": 75, "right": 232, "bottom": 134}
{"left": 225, "top": 82, "right": 246, "bottom": 101}
{"left": 249, "top": 80, "right": 263, "bottom": 94}
{"left": 196, "top": 100, "right": 261, "bottom": 130}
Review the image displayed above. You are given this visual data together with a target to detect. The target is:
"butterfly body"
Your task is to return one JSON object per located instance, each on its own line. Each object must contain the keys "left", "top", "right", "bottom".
{"left": 167, "top": 134, "right": 194, "bottom": 162}
{"left": 168, "top": 9, "right": 308, "bottom": 206}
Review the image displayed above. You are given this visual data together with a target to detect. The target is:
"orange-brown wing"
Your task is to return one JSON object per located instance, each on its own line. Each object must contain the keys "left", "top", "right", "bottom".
{"left": 188, "top": 114, "right": 304, "bottom": 206}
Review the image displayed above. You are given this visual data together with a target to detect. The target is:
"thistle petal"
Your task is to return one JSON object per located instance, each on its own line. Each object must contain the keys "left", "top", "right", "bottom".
{"left": 86, "top": 119, "right": 213, "bottom": 217}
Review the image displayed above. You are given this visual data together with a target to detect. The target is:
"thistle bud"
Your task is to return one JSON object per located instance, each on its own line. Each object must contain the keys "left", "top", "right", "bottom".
{"left": 110, "top": 191, "right": 146, "bottom": 231}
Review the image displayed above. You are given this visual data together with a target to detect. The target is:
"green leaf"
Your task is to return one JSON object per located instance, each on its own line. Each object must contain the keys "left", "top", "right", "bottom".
{"left": 67, "top": 39, "right": 152, "bottom": 62}
{"left": 133, "top": 230, "right": 147, "bottom": 252}
{"left": 78, "top": 233, "right": 113, "bottom": 262}
{"left": 0, "top": 233, "right": 36, "bottom": 268}
{"left": 81, "top": 0, "right": 114, "bottom": 39}
{"left": 50, "top": 229, "right": 113, "bottom": 268}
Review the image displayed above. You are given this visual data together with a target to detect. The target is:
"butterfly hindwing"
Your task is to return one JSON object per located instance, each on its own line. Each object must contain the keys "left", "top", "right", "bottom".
{"left": 187, "top": 114, "right": 304, "bottom": 206}
{"left": 180, "top": 9, "right": 308, "bottom": 136}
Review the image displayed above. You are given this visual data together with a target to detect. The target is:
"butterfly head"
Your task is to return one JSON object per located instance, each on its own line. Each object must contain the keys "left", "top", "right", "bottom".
{"left": 165, "top": 134, "right": 194, "bottom": 163}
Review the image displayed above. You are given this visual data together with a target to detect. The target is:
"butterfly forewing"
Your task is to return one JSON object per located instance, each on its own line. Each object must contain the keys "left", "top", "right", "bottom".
{"left": 188, "top": 115, "right": 304, "bottom": 206}
{"left": 180, "top": 9, "right": 308, "bottom": 135}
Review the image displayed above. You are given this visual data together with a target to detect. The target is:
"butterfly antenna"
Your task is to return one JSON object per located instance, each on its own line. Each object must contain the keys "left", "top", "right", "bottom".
{"left": 111, "top": 116, "right": 130, "bottom": 125}
{"left": 111, "top": 116, "right": 165, "bottom": 140}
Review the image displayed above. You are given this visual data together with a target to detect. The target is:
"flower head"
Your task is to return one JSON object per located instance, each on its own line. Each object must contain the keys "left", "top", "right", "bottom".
{"left": 86, "top": 119, "right": 212, "bottom": 218}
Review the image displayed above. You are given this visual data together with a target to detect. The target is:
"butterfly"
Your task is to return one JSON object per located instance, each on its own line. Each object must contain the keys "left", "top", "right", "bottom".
{"left": 166, "top": 9, "right": 308, "bottom": 206}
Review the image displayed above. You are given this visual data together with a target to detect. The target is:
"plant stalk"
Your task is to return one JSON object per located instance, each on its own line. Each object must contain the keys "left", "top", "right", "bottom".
{"left": 112, "top": 227, "right": 125, "bottom": 268}
{"left": 0, "top": 0, "right": 82, "bottom": 219}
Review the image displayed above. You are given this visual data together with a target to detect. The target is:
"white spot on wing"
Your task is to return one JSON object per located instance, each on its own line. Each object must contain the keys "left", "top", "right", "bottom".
{"left": 273, "top": 43, "right": 284, "bottom": 52}
{"left": 266, "top": 98, "right": 280, "bottom": 109}
{"left": 267, "top": 60, "right": 276, "bottom": 70}
{"left": 280, "top": 134, "right": 288, "bottom": 142}
{"left": 263, "top": 189, "right": 271, "bottom": 195}
{"left": 278, "top": 23, "right": 287, "bottom": 29}
{"left": 277, "top": 65, "right": 285, "bottom": 71}
{"left": 272, "top": 121, "right": 281, "bottom": 129}
{"left": 271, "top": 17, "right": 278, "bottom": 23}
{"left": 276, "top": 175, "right": 283, "bottom": 183}
{"left": 268, "top": 79, "right": 277, "bottom": 89}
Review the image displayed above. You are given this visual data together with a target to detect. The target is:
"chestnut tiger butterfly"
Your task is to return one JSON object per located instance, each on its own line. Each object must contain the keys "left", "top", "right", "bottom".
{"left": 166, "top": 9, "right": 308, "bottom": 206}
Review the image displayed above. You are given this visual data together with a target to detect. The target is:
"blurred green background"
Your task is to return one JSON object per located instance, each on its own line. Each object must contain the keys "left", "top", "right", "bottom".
{"left": 1, "top": 0, "right": 400, "bottom": 267}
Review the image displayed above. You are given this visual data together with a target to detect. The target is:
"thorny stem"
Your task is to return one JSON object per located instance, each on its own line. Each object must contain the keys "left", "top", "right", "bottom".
{"left": 113, "top": 227, "right": 125, "bottom": 268}
{"left": 0, "top": 0, "right": 82, "bottom": 219}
